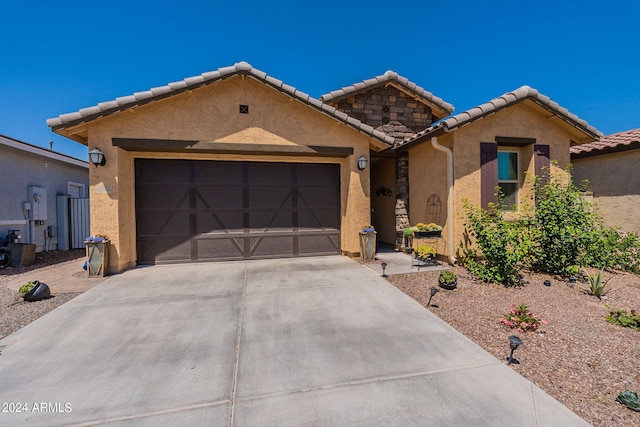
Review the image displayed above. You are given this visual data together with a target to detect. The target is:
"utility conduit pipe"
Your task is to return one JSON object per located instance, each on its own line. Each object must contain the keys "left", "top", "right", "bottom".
{"left": 431, "top": 136, "right": 457, "bottom": 265}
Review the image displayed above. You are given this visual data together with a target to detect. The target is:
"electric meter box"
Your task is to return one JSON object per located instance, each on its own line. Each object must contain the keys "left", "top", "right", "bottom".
{"left": 28, "top": 186, "right": 47, "bottom": 221}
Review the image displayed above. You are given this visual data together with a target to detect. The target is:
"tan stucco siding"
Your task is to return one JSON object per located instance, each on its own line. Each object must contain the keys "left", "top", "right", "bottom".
{"left": 573, "top": 149, "right": 640, "bottom": 233}
{"left": 84, "top": 77, "right": 374, "bottom": 272}
{"left": 408, "top": 139, "right": 449, "bottom": 237}
{"left": 410, "top": 103, "right": 576, "bottom": 259}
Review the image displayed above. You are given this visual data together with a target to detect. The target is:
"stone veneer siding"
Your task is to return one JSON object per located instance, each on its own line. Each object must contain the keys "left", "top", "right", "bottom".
{"left": 334, "top": 86, "right": 433, "bottom": 133}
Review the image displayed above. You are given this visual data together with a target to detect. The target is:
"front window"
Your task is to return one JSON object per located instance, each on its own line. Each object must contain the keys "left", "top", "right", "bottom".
{"left": 498, "top": 151, "right": 519, "bottom": 210}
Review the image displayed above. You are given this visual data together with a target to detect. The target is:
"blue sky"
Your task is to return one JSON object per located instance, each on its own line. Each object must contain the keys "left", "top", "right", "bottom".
{"left": 2, "top": 0, "right": 639, "bottom": 160}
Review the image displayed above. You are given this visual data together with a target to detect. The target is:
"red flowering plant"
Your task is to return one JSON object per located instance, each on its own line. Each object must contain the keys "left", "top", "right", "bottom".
{"left": 500, "top": 303, "right": 547, "bottom": 332}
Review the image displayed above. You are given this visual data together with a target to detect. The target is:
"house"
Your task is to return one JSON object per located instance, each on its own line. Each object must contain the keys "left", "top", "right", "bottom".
{"left": 47, "top": 62, "right": 601, "bottom": 272}
{"left": 571, "top": 128, "right": 640, "bottom": 233}
{"left": 0, "top": 134, "right": 89, "bottom": 252}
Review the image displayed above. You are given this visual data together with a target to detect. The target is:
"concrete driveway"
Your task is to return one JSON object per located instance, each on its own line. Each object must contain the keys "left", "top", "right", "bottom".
{"left": 0, "top": 256, "right": 588, "bottom": 426}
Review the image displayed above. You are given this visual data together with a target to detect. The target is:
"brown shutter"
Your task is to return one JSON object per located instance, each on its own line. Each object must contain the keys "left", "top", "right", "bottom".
{"left": 480, "top": 142, "right": 498, "bottom": 209}
{"left": 534, "top": 144, "right": 550, "bottom": 187}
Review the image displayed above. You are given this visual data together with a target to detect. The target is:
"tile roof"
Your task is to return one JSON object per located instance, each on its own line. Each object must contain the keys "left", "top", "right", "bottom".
{"left": 47, "top": 62, "right": 395, "bottom": 146}
{"left": 570, "top": 128, "right": 640, "bottom": 158}
{"left": 399, "top": 86, "right": 602, "bottom": 150}
{"left": 319, "top": 70, "right": 454, "bottom": 118}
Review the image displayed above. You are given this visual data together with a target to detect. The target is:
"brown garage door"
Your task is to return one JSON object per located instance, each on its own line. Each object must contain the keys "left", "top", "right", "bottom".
{"left": 135, "top": 159, "right": 341, "bottom": 264}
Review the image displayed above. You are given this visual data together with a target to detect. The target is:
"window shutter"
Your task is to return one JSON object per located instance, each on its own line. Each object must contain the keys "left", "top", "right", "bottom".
{"left": 480, "top": 142, "right": 498, "bottom": 209}
{"left": 534, "top": 144, "right": 550, "bottom": 187}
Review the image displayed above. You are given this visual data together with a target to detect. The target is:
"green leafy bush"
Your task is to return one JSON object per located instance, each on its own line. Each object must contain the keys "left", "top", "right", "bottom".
{"left": 461, "top": 199, "right": 533, "bottom": 286}
{"left": 606, "top": 308, "right": 640, "bottom": 330}
{"left": 500, "top": 303, "right": 547, "bottom": 332}
{"left": 18, "top": 281, "right": 36, "bottom": 294}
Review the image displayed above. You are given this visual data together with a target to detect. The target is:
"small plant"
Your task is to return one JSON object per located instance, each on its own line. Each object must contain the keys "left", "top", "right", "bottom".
{"left": 606, "top": 308, "right": 640, "bottom": 330}
{"left": 415, "top": 245, "right": 436, "bottom": 259}
{"left": 583, "top": 268, "right": 612, "bottom": 299}
{"left": 438, "top": 271, "right": 457, "bottom": 285}
{"left": 18, "top": 281, "right": 36, "bottom": 295}
{"left": 500, "top": 303, "right": 546, "bottom": 332}
{"left": 403, "top": 227, "right": 413, "bottom": 237}
{"left": 416, "top": 222, "right": 442, "bottom": 232}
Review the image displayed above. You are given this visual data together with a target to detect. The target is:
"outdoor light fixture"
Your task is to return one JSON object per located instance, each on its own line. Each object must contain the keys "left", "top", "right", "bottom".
{"left": 543, "top": 279, "right": 551, "bottom": 287}
{"left": 381, "top": 262, "right": 388, "bottom": 277}
{"left": 508, "top": 335, "right": 523, "bottom": 365}
{"left": 89, "top": 148, "right": 106, "bottom": 167}
{"left": 427, "top": 286, "right": 439, "bottom": 307}
{"left": 357, "top": 155, "right": 368, "bottom": 171}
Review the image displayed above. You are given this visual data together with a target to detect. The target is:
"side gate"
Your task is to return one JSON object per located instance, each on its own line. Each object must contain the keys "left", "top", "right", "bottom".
{"left": 56, "top": 196, "right": 90, "bottom": 250}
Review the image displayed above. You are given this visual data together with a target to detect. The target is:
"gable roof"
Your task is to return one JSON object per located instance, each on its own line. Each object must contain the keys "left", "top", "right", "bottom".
{"left": 398, "top": 85, "right": 602, "bottom": 150}
{"left": 571, "top": 128, "right": 640, "bottom": 159}
{"left": 319, "top": 70, "right": 454, "bottom": 120}
{"left": 0, "top": 133, "right": 88, "bottom": 168}
{"left": 47, "top": 62, "right": 395, "bottom": 147}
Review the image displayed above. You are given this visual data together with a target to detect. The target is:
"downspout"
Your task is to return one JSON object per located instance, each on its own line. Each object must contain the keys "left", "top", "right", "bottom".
{"left": 431, "top": 136, "right": 457, "bottom": 265}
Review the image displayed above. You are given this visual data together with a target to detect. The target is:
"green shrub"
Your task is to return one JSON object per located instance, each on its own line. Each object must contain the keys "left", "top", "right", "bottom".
{"left": 18, "top": 281, "right": 36, "bottom": 294}
{"left": 606, "top": 308, "right": 639, "bottom": 330}
{"left": 461, "top": 199, "right": 533, "bottom": 286}
{"left": 532, "top": 166, "right": 601, "bottom": 275}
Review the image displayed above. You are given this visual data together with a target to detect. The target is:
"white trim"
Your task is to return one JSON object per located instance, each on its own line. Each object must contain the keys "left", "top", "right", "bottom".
{"left": 0, "top": 220, "right": 28, "bottom": 226}
{"left": 67, "top": 181, "right": 86, "bottom": 197}
{"left": 0, "top": 135, "right": 89, "bottom": 168}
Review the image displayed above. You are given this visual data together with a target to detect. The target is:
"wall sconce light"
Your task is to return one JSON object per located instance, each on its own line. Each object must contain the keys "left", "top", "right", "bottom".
{"left": 357, "top": 155, "right": 368, "bottom": 171}
{"left": 88, "top": 148, "right": 106, "bottom": 167}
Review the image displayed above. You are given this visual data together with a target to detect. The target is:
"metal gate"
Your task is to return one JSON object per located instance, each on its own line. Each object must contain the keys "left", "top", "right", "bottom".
{"left": 69, "top": 198, "right": 90, "bottom": 249}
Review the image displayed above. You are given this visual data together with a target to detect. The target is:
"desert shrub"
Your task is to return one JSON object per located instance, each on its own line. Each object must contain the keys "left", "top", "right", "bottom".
{"left": 500, "top": 303, "right": 547, "bottom": 332}
{"left": 532, "top": 166, "right": 601, "bottom": 275}
{"left": 582, "top": 268, "right": 612, "bottom": 299}
{"left": 18, "top": 281, "right": 36, "bottom": 294}
{"left": 606, "top": 308, "right": 640, "bottom": 330}
{"left": 461, "top": 199, "right": 533, "bottom": 286}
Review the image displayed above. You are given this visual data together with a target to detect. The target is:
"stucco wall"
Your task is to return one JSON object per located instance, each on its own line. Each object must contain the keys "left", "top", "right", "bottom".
{"left": 572, "top": 149, "right": 640, "bottom": 233}
{"left": 409, "top": 102, "right": 576, "bottom": 259}
{"left": 82, "top": 76, "right": 376, "bottom": 272}
{"left": 0, "top": 142, "right": 88, "bottom": 251}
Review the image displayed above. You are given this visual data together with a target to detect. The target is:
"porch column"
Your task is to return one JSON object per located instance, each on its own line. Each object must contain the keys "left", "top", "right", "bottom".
{"left": 395, "top": 154, "right": 410, "bottom": 245}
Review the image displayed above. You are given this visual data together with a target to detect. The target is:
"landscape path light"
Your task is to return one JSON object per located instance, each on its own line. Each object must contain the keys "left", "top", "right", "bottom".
{"left": 508, "top": 335, "right": 523, "bottom": 365}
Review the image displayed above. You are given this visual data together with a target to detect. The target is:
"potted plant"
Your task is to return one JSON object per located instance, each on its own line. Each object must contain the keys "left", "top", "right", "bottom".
{"left": 415, "top": 244, "right": 437, "bottom": 265}
{"left": 359, "top": 226, "right": 377, "bottom": 261}
{"left": 413, "top": 223, "right": 443, "bottom": 238}
{"left": 438, "top": 270, "right": 457, "bottom": 290}
{"left": 402, "top": 227, "right": 414, "bottom": 253}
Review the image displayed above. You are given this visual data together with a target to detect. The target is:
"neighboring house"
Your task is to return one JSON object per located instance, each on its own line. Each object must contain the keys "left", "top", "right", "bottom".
{"left": 47, "top": 62, "right": 601, "bottom": 272}
{"left": 0, "top": 134, "right": 89, "bottom": 252}
{"left": 571, "top": 128, "right": 640, "bottom": 233}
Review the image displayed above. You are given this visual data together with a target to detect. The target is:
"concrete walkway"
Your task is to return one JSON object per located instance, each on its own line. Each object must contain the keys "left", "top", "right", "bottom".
{"left": 0, "top": 256, "right": 588, "bottom": 426}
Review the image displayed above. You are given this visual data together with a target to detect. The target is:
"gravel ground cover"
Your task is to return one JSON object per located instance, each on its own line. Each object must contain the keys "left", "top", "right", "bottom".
{"left": 0, "top": 250, "right": 84, "bottom": 340}
{"left": 389, "top": 266, "right": 640, "bottom": 427}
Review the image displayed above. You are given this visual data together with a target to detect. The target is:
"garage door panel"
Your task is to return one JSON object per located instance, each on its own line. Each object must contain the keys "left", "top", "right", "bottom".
{"left": 249, "top": 210, "right": 294, "bottom": 231}
{"left": 139, "top": 239, "right": 192, "bottom": 263}
{"left": 135, "top": 159, "right": 340, "bottom": 264}
{"left": 298, "top": 234, "right": 340, "bottom": 254}
{"left": 195, "top": 162, "right": 243, "bottom": 183}
{"left": 195, "top": 188, "right": 243, "bottom": 210}
{"left": 197, "top": 238, "right": 244, "bottom": 260}
{"left": 136, "top": 186, "right": 190, "bottom": 209}
{"left": 249, "top": 187, "right": 292, "bottom": 209}
{"left": 137, "top": 212, "right": 191, "bottom": 236}
{"left": 196, "top": 212, "right": 244, "bottom": 234}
